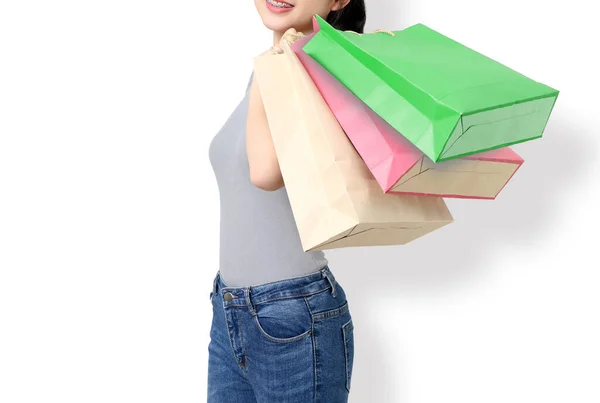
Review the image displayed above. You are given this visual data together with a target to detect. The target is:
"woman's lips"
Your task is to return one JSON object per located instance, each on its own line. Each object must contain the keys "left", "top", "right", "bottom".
{"left": 265, "top": 0, "right": 294, "bottom": 14}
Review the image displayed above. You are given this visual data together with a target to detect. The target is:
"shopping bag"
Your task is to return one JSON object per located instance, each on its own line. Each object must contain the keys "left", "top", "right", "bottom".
{"left": 301, "top": 15, "right": 559, "bottom": 162}
{"left": 253, "top": 37, "right": 453, "bottom": 251}
{"left": 389, "top": 147, "right": 524, "bottom": 199}
{"left": 292, "top": 34, "right": 524, "bottom": 199}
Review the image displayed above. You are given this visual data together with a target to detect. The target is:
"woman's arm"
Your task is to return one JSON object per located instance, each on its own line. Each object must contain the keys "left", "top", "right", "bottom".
{"left": 245, "top": 66, "right": 285, "bottom": 192}
{"left": 246, "top": 30, "right": 303, "bottom": 191}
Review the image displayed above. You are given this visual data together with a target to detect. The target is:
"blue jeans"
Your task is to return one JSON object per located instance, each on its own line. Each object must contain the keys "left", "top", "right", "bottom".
{"left": 207, "top": 265, "right": 355, "bottom": 402}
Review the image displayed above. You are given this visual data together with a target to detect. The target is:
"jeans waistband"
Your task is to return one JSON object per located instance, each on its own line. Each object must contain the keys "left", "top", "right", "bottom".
{"left": 211, "top": 265, "right": 337, "bottom": 308}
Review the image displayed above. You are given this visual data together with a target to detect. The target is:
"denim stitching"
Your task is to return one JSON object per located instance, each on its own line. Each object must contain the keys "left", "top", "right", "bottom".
{"left": 244, "top": 288, "right": 257, "bottom": 316}
{"left": 311, "top": 301, "right": 349, "bottom": 321}
{"left": 306, "top": 295, "right": 318, "bottom": 403}
{"left": 323, "top": 269, "right": 337, "bottom": 297}
{"left": 222, "top": 300, "right": 243, "bottom": 369}
{"left": 237, "top": 310, "right": 248, "bottom": 369}
{"left": 342, "top": 318, "right": 353, "bottom": 392}
{"left": 210, "top": 273, "right": 218, "bottom": 301}
{"left": 221, "top": 287, "right": 331, "bottom": 312}
{"left": 253, "top": 286, "right": 331, "bottom": 305}
{"left": 252, "top": 315, "right": 312, "bottom": 343}
{"left": 218, "top": 266, "right": 328, "bottom": 292}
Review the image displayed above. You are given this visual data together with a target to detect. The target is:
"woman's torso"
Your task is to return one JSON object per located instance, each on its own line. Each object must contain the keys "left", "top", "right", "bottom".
{"left": 208, "top": 76, "right": 328, "bottom": 287}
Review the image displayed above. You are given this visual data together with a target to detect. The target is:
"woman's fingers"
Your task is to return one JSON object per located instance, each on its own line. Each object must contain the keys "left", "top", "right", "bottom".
{"left": 282, "top": 27, "right": 297, "bottom": 39}
{"left": 257, "top": 28, "right": 304, "bottom": 56}
{"left": 280, "top": 28, "right": 305, "bottom": 46}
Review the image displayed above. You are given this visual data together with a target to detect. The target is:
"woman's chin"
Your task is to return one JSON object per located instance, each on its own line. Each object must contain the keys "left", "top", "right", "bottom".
{"left": 260, "top": 14, "right": 314, "bottom": 35}
{"left": 261, "top": 18, "right": 295, "bottom": 34}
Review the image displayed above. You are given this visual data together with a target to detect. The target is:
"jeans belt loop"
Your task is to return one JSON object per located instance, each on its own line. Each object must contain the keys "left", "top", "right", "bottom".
{"left": 323, "top": 267, "right": 337, "bottom": 297}
{"left": 244, "top": 287, "right": 257, "bottom": 316}
{"left": 210, "top": 271, "right": 219, "bottom": 299}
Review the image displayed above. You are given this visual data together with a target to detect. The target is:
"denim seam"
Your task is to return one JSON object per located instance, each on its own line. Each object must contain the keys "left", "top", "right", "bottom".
{"left": 218, "top": 267, "right": 327, "bottom": 291}
{"left": 245, "top": 288, "right": 257, "bottom": 316}
{"left": 323, "top": 269, "right": 337, "bottom": 297}
{"left": 223, "top": 308, "right": 243, "bottom": 370}
{"left": 252, "top": 315, "right": 312, "bottom": 343}
{"left": 305, "top": 295, "right": 318, "bottom": 403}
{"left": 342, "top": 318, "right": 353, "bottom": 393}
{"left": 253, "top": 286, "right": 331, "bottom": 306}
{"left": 311, "top": 301, "right": 349, "bottom": 321}
{"left": 210, "top": 274, "right": 218, "bottom": 301}
{"left": 221, "top": 287, "right": 331, "bottom": 310}
{"left": 237, "top": 310, "right": 248, "bottom": 370}
{"left": 251, "top": 290, "right": 313, "bottom": 343}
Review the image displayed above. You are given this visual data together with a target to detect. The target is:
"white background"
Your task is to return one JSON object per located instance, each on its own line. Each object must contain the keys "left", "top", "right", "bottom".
{"left": 0, "top": 0, "right": 597, "bottom": 402}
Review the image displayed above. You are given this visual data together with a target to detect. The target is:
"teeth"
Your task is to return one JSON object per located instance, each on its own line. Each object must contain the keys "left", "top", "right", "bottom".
{"left": 267, "top": 0, "right": 293, "bottom": 8}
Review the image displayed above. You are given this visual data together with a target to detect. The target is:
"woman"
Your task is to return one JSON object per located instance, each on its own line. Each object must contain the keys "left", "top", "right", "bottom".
{"left": 207, "top": 1, "right": 366, "bottom": 402}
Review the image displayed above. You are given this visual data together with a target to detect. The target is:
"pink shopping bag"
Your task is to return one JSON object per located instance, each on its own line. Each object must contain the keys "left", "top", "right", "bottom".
{"left": 291, "top": 33, "right": 524, "bottom": 200}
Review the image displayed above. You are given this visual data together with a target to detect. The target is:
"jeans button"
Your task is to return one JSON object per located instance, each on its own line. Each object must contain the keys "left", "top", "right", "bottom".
{"left": 224, "top": 292, "right": 233, "bottom": 302}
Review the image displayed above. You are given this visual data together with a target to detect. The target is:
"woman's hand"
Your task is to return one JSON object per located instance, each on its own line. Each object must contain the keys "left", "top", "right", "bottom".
{"left": 258, "top": 46, "right": 282, "bottom": 57}
{"left": 279, "top": 28, "right": 305, "bottom": 49}
{"left": 255, "top": 28, "right": 304, "bottom": 58}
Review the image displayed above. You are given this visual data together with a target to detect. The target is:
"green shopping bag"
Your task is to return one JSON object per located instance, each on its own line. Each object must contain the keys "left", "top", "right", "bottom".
{"left": 302, "top": 15, "right": 559, "bottom": 162}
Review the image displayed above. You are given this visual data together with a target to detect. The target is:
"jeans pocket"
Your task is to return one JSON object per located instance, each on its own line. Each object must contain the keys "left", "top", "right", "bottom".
{"left": 342, "top": 318, "right": 354, "bottom": 393}
{"left": 253, "top": 296, "right": 313, "bottom": 343}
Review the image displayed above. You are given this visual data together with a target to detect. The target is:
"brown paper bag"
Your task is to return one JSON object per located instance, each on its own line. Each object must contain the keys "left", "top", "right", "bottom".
{"left": 253, "top": 38, "right": 454, "bottom": 252}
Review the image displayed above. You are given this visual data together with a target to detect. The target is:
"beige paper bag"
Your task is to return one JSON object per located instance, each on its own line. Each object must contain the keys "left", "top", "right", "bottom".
{"left": 253, "top": 39, "right": 454, "bottom": 251}
{"left": 389, "top": 149, "right": 524, "bottom": 199}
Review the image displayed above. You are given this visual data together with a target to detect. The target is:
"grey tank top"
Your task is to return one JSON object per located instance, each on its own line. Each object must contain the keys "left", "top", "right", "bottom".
{"left": 208, "top": 76, "right": 328, "bottom": 287}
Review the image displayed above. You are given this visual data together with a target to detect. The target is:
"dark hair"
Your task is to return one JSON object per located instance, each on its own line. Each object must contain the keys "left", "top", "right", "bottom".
{"left": 326, "top": 0, "right": 367, "bottom": 34}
